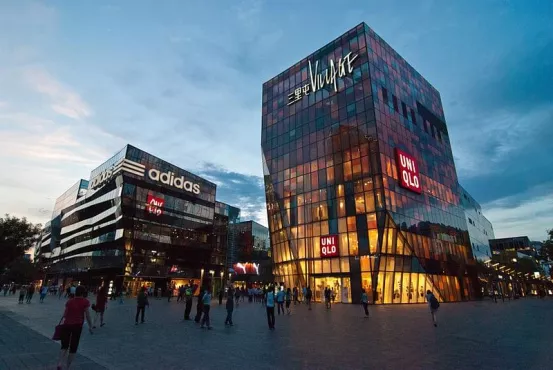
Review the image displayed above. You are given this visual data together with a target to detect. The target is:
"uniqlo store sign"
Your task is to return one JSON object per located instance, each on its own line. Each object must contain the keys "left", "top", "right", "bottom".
{"left": 320, "top": 235, "right": 339, "bottom": 257}
{"left": 395, "top": 148, "right": 422, "bottom": 194}
{"left": 146, "top": 194, "right": 164, "bottom": 216}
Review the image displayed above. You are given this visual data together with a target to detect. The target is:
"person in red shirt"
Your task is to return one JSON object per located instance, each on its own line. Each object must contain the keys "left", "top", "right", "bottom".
{"left": 93, "top": 284, "right": 108, "bottom": 328}
{"left": 57, "top": 285, "right": 93, "bottom": 370}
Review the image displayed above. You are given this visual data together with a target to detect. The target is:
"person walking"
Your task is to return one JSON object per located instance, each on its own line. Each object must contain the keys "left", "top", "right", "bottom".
{"left": 39, "top": 285, "right": 48, "bottom": 303}
{"left": 56, "top": 285, "right": 93, "bottom": 370}
{"left": 135, "top": 287, "right": 149, "bottom": 325}
{"left": 93, "top": 285, "right": 108, "bottom": 328}
{"left": 425, "top": 290, "right": 440, "bottom": 327}
{"left": 3, "top": 284, "right": 8, "bottom": 296}
{"left": 265, "top": 286, "right": 276, "bottom": 330}
{"left": 306, "top": 286, "right": 312, "bottom": 310}
{"left": 361, "top": 289, "right": 369, "bottom": 318}
{"left": 234, "top": 288, "right": 240, "bottom": 307}
{"left": 195, "top": 289, "right": 205, "bottom": 323}
{"left": 26, "top": 284, "right": 35, "bottom": 304}
{"left": 285, "top": 288, "right": 292, "bottom": 315}
{"left": 293, "top": 287, "right": 299, "bottom": 305}
{"left": 183, "top": 285, "right": 193, "bottom": 320}
{"left": 18, "top": 286, "right": 27, "bottom": 304}
{"left": 218, "top": 288, "right": 224, "bottom": 305}
{"left": 225, "top": 288, "right": 234, "bottom": 326}
{"left": 302, "top": 286, "right": 307, "bottom": 304}
{"left": 200, "top": 288, "right": 212, "bottom": 329}
{"left": 276, "top": 287, "right": 285, "bottom": 315}
{"left": 324, "top": 287, "right": 331, "bottom": 309}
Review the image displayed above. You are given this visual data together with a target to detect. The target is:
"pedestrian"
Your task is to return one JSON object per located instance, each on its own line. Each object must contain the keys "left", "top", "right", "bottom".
{"left": 200, "top": 288, "right": 212, "bottom": 329}
{"left": 56, "top": 285, "right": 93, "bottom": 370}
{"left": 69, "top": 284, "right": 76, "bottom": 298}
{"left": 234, "top": 287, "right": 240, "bottom": 307}
{"left": 266, "top": 286, "right": 276, "bottom": 330}
{"left": 40, "top": 285, "right": 48, "bottom": 303}
{"left": 285, "top": 288, "right": 292, "bottom": 315}
{"left": 218, "top": 288, "right": 224, "bottom": 305}
{"left": 276, "top": 287, "right": 285, "bottom": 315}
{"left": 26, "top": 284, "right": 35, "bottom": 303}
{"left": 361, "top": 289, "right": 369, "bottom": 318}
{"left": 2, "top": 284, "right": 8, "bottom": 296}
{"left": 183, "top": 285, "right": 193, "bottom": 321}
{"left": 225, "top": 288, "right": 234, "bottom": 326}
{"left": 324, "top": 287, "right": 331, "bottom": 309}
{"left": 58, "top": 285, "right": 64, "bottom": 299}
{"left": 293, "top": 287, "right": 299, "bottom": 305}
{"left": 306, "top": 286, "right": 312, "bottom": 310}
{"left": 18, "top": 285, "right": 27, "bottom": 304}
{"left": 93, "top": 284, "right": 108, "bottom": 328}
{"left": 302, "top": 286, "right": 307, "bottom": 304}
{"left": 195, "top": 289, "right": 205, "bottom": 323}
{"left": 135, "top": 287, "right": 149, "bottom": 325}
{"left": 425, "top": 290, "right": 440, "bottom": 327}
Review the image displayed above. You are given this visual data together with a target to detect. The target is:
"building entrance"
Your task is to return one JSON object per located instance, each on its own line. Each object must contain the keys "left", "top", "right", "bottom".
{"left": 313, "top": 276, "right": 351, "bottom": 303}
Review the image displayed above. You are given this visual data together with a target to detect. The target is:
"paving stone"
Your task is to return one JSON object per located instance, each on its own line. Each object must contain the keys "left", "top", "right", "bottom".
{"left": 0, "top": 294, "right": 552, "bottom": 369}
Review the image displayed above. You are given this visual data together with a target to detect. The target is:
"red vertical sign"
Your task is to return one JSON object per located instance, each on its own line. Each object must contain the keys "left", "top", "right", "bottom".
{"left": 320, "top": 235, "right": 339, "bottom": 257}
{"left": 146, "top": 194, "right": 164, "bottom": 216}
{"left": 395, "top": 148, "right": 422, "bottom": 194}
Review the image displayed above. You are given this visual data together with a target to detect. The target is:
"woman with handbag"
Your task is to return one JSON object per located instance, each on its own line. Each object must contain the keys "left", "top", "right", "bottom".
{"left": 55, "top": 285, "right": 93, "bottom": 370}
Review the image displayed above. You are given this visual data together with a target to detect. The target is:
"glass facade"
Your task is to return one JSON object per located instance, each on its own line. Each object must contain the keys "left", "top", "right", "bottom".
{"left": 459, "top": 185, "right": 495, "bottom": 262}
{"left": 39, "top": 144, "right": 237, "bottom": 293}
{"left": 262, "top": 22, "right": 477, "bottom": 304}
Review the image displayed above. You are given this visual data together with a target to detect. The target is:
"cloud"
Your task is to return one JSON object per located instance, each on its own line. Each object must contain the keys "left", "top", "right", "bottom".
{"left": 198, "top": 164, "right": 267, "bottom": 227}
{"left": 483, "top": 186, "right": 553, "bottom": 241}
{"left": 23, "top": 67, "right": 92, "bottom": 119}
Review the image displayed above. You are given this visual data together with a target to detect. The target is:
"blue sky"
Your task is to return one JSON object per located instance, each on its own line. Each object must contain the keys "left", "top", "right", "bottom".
{"left": 0, "top": 0, "right": 551, "bottom": 241}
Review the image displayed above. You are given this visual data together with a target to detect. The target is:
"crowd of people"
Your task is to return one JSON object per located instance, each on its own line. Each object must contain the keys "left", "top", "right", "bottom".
{"left": 0, "top": 280, "right": 443, "bottom": 369}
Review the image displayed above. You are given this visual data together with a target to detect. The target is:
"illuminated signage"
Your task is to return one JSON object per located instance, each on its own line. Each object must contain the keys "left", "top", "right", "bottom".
{"left": 320, "top": 235, "right": 339, "bottom": 257}
{"left": 146, "top": 194, "right": 164, "bottom": 216}
{"left": 287, "top": 52, "right": 358, "bottom": 106}
{"left": 233, "top": 262, "right": 260, "bottom": 275}
{"left": 89, "top": 159, "right": 145, "bottom": 190}
{"left": 395, "top": 148, "right": 421, "bottom": 194}
{"left": 148, "top": 169, "right": 200, "bottom": 195}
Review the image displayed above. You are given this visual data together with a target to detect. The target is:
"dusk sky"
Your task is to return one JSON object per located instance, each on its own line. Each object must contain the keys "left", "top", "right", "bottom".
{"left": 0, "top": 0, "right": 551, "bottom": 241}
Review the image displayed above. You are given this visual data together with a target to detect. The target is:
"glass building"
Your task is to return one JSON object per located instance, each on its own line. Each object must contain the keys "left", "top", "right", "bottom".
{"left": 459, "top": 185, "right": 495, "bottom": 262}
{"left": 262, "top": 23, "right": 477, "bottom": 304}
{"left": 38, "top": 145, "right": 238, "bottom": 295}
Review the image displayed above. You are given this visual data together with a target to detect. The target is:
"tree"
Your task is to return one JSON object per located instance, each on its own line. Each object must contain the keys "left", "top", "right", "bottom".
{"left": 1, "top": 257, "right": 38, "bottom": 284}
{"left": 538, "top": 229, "right": 553, "bottom": 262}
{"left": 0, "top": 214, "right": 42, "bottom": 271}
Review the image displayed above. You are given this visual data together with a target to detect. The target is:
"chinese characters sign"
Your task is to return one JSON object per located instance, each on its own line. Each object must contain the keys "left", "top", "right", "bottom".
{"left": 146, "top": 194, "right": 164, "bottom": 216}
{"left": 320, "top": 235, "right": 339, "bottom": 257}
{"left": 288, "top": 52, "right": 359, "bottom": 106}
{"left": 395, "top": 148, "right": 422, "bottom": 194}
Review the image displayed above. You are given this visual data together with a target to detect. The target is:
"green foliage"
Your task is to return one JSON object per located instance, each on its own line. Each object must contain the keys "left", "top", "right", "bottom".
{"left": 1, "top": 257, "right": 38, "bottom": 284}
{"left": 0, "top": 214, "right": 42, "bottom": 270}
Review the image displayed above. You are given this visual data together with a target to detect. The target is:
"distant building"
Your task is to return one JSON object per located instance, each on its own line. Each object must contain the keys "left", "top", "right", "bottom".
{"left": 490, "top": 236, "right": 533, "bottom": 256}
{"left": 228, "top": 220, "right": 271, "bottom": 285}
{"left": 459, "top": 185, "right": 495, "bottom": 262}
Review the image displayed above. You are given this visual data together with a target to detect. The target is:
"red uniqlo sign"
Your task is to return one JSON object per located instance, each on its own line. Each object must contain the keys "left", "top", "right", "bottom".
{"left": 320, "top": 235, "right": 339, "bottom": 257}
{"left": 395, "top": 148, "right": 422, "bottom": 194}
{"left": 146, "top": 194, "right": 164, "bottom": 216}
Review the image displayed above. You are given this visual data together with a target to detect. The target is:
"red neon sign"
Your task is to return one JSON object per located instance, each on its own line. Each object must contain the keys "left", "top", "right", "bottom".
{"left": 146, "top": 194, "right": 164, "bottom": 216}
{"left": 320, "top": 235, "right": 339, "bottom": 257}
{"left": 395, "top": 148, "right": 422, "bottom": 194}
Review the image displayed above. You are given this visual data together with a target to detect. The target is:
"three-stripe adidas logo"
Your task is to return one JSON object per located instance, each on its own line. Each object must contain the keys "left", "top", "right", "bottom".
{"left": 89, "top": 159, "right": 145, "bottom": 189}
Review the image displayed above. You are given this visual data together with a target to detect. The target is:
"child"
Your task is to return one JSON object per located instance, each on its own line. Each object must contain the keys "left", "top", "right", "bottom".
{"left": 225, "top": 288, "right": 234, "bottom": 326}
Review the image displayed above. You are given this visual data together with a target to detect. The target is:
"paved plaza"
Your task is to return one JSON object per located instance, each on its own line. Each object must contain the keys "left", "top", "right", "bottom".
{"left": 0, "top": 294, "right": 552, "bottom": 370}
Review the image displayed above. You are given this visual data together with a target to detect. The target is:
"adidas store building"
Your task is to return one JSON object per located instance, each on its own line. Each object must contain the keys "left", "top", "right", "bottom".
{"left": 40, "top": 144, "right": 228, "bottom": 295}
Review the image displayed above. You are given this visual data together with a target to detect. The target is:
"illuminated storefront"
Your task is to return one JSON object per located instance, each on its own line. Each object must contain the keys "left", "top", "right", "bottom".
{"left": 38, "top": 145, "right": 236, "bottom": 294}
{"left": 262, "top": 23, "right": 477, "bottom": 304}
